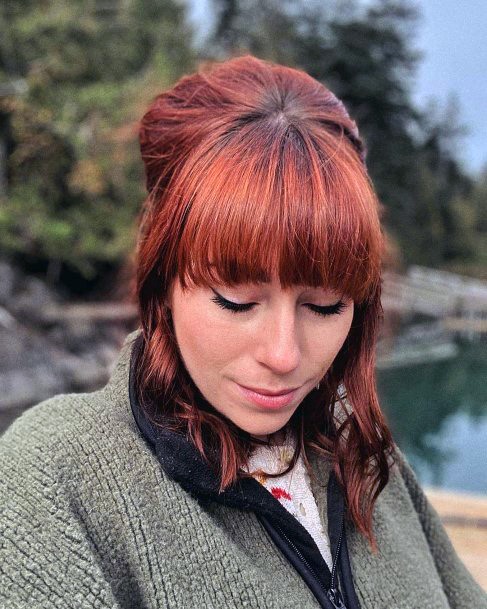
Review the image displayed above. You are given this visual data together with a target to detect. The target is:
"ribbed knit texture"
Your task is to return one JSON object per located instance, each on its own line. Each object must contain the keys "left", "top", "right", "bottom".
{"left": 245, "top": 429, "right": 334, "bottom": 569}
{"left": 1, "top": 330, "right": 486, "bottom": 609}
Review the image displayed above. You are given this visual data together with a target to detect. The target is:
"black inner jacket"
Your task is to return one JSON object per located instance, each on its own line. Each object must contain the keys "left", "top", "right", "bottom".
{"left": 128, "top": 333, "right": 361, "bottom": 609}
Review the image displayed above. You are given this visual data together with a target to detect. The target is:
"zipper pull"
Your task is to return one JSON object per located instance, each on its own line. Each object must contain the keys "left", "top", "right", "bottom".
{"left": 326, "top": 586, "right": 348, "bottom": 609}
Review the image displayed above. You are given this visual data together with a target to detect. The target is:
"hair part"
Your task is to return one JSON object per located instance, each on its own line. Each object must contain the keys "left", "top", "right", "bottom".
{"left": 136, "top": 54, "right": 395, "bottom": 552}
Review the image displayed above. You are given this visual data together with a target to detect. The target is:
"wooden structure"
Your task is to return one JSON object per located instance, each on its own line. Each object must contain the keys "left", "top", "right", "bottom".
{"left": 382, "top": 266, "right": 487, "bottom": 339}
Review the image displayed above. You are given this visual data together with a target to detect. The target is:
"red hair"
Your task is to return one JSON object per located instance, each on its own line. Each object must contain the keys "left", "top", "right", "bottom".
{"left": 136, "top": 54, "right": 394, "bottom": 551}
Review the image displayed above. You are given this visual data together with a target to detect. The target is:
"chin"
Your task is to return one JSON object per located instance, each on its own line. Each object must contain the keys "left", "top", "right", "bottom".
{"left": 239, "top": 417, "right": 291, "bottom": 438}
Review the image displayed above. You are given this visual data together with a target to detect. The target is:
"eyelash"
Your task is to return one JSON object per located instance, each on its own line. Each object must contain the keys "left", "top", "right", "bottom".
{"left": 210, "top": 292, "right": 347, "bottom": 317}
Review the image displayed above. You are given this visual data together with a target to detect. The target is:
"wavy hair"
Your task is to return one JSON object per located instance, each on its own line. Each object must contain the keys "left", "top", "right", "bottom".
{"left": 135, "top": 54, "right": 395, "bottom": 551}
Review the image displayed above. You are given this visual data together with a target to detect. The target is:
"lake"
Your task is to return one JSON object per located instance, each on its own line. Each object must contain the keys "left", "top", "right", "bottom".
{"left": 377, "top": 340, "right": 487, "bottom": 494}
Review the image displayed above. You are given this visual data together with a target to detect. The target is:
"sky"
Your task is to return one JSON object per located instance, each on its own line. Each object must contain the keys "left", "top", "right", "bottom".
{"left": 412, "top": 0, "right": 487, "bottom": 176}
{"left": 187, "top": 0, "right": 487, "bottom": 177}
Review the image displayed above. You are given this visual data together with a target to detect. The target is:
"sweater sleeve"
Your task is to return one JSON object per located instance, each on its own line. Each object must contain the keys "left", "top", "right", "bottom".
{"left": 393, "top": 446, "right": 487, "bottom": 608}
{"left": 0, "top": 398, "right": 122, "bottom": 609}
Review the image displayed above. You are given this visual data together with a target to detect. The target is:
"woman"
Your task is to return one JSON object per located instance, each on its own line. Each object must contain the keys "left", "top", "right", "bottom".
{"left": 1, "top": 55, "right": 485, "bottom": 609}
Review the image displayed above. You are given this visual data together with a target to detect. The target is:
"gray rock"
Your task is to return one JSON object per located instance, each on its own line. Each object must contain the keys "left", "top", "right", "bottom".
{"left": 0, "top": 261, "right": 16, "bottom": 305}
{"left": 13, "top": 276, "right": 58, "bottom": 322}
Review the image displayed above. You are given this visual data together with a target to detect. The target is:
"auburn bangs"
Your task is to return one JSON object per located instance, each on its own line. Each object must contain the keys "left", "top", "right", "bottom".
{"left": 170, "top": 117, "right": 382, "bottom": 303}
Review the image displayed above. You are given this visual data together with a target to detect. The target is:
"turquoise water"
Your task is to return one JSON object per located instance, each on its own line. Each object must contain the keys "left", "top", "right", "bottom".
{"left": 377, "top": 341, "right": 487, "bottom": 494}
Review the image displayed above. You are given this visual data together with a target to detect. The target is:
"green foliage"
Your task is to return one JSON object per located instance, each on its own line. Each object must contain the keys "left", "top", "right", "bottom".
{"left": 0, "top": 0, "right": 195, "bottom": 285}
{"left": 447, "top": 167, "right": 487, "bottom": 277}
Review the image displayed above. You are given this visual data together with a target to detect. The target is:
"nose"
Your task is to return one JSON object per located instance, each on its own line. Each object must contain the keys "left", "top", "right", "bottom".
{"left": 255, "top": 306, "right": 301, "bottom": 375}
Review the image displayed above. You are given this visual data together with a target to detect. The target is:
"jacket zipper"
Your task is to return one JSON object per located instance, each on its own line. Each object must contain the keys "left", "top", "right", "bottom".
{"left": 328, "top": 516, "right": 346, "bottom": 607}
{"left": 275, "top": 522, "right": 348, "bottom": 609}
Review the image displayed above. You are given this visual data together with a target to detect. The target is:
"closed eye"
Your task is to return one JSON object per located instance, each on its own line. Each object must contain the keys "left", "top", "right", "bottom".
{"left": 210, "top": 291, "right": 347, "bottom": 317}
{"left": 210, "top": 292, "right": 255, "bottom": 313}
{"left": 306, "top": 301, "right": 348, "bottom": 317}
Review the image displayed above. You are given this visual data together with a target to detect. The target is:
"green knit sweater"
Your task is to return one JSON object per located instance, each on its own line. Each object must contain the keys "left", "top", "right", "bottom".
{"left": 1, "top": 331, "right": 486, "bottom": 609}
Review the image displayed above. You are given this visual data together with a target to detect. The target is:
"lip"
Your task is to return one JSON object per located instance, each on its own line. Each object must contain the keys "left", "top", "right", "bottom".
{"left": 236, "top": 383, "right": 300, "bottom": 410}
{"left": 239, "top": 384, "right": 300, "bottom": 396}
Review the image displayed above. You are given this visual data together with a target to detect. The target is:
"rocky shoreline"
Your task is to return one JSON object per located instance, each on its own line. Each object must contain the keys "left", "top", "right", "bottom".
{"left": 0, "top": 260, "right": 136, "bottom": 432}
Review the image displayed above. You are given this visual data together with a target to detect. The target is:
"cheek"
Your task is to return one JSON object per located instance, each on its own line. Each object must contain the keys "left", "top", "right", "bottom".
{"left": 310, "top": 309, "right": 353, "bottom": 366}
{"left": 172, "top": 304, "right": 243, "bottom": 375}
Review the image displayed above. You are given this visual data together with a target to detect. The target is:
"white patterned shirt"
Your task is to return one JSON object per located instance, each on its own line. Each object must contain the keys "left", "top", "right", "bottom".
{"left": 244, "top": 429, "right": 333, "bottom": 570}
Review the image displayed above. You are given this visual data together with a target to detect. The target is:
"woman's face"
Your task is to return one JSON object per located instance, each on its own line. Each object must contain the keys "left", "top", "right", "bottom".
{"left": 166, "top": 273, "right": 354, "bottom": 438}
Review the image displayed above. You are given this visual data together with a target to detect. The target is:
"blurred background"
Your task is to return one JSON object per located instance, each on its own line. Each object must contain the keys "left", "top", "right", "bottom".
{"left": 0, "top": 0, "right": 486, "bottom": 586}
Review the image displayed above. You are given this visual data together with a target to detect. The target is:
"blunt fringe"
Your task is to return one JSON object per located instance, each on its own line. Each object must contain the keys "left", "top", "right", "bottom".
{"left": 135, "top": 54, "right": 395, "bottom": 552}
